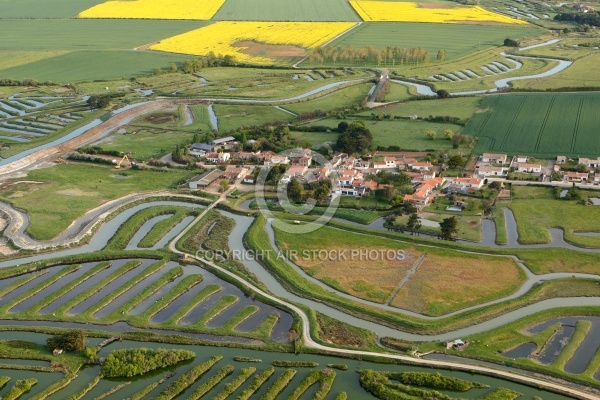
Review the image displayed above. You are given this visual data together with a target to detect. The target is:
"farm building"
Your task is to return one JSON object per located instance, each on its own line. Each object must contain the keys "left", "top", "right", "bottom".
{"left": 188, "top": 170, "right": 223, "bottom": 189}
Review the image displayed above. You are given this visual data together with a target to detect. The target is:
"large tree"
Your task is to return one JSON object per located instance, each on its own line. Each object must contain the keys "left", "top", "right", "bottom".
{"left": 335, "top": 121, "right": 373, "bottom": 154}
{"left": 447, "top": 155, "right": 464, "bottom": 169}
{"left": 287, "top": 178, "right": 303, "bottom": 203}
{"left": 439, "top": 216, "right": 458, "bottom": 240}
{"left": 47, "top": 330, "right": 87, "bottom": 352}
{"left": 407, "top": 213, "right": 422, "bottom": 234}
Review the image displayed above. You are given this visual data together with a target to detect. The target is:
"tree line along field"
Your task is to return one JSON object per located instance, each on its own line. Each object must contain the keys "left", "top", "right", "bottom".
{"left": 325, "top": 22, "right": 545, "bottom": 61}
{"left": 466, "top": 93, "right": 600, "bottom": 158}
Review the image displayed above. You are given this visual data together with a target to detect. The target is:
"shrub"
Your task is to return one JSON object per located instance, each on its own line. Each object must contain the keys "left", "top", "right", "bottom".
{"left": 272, "top": 360, "right": 318, "bottom": 368}
{"left": 188, "top": 365, "right": 234, "bottom": 400}
{"left": 102, "top": 348, "right": 195, "bottom": 377}
{"left": 2, "top": 379, "right": 37, "bottom": 400}
{"left": 388, "top": 371, "right": 487, "bottom": 391}
{"left": 236, "top": 367, "right": 274, "bottom": 400}
{"left": 154, "top": 356, "right": 222, "bottom": 400}
{"left": 259, "top": 369, "right": 297, "bottom": 400}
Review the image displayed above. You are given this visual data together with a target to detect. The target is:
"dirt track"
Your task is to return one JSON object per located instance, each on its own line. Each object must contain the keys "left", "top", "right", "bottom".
{"left": 0, "top": 99, "right": 206, "bottom": 179}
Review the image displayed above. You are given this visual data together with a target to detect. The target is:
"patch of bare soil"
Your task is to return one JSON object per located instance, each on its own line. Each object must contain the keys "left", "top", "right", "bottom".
{"left": 234, "top": 40, "right": 306, "bottom": 58}
{"left": 144, "top": 111, "right": 178, "bottom": 125}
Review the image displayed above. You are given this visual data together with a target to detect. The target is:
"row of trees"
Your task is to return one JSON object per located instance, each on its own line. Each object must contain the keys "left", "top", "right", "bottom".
{"left": 403, "top": 214, "right": 458, "bottom": 240}
{"left": 308, "top": 45, "right": 433, "bottom": 66}
{"left": 554, "top": 11, "right": 600, "bottom": 27}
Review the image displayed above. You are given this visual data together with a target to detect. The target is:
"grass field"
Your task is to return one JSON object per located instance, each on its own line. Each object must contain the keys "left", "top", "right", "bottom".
{"left": 510, "top": 186, "right": 600, "bottom": 247}
{"left": 512, "top": 53, "right": 600, "bottom": 90}
{"left": 305, "top": 118, "right": 460, "bottom": 150}
{"left": 0, "top": 164, "right": 194, "bottom": 240}
{"left": 282, "top": 83, "right": 372, "bottom": 115}
{"left": 361, "top": 96, "right": 482, "bottom": 121}
{"left": 390, "top": 252, "right": 524, "bottom": 316}
{"left": 213, "top": 0, "right": 361, "bottom": 21}
{"left": 466, "top": 93, "right": 600, "bottom": 158}
{"left": 213, "top": 105, "right": 296, "bottom": 131}
{"left": 274, "top": 224, "right": 524, "bottom": 313}
{"left": 98, "top": 128, "right": 198, "bottom": 162}
{"left": 349, "top": 1, "right": 526, "bottom": 24}
{"left": 381, "top": 82, "right": 415, "bottom": 102}
{"left": 393, "top": 212, "right": 483, "bottom": 242}
{"left": 323, "top": 22, "right": 544, "bottom": 61}
{"left": 276, "top": 226, "right": 420, "bottom": 302}
{"left": 151, "top": 22, "right": 357, "bottom": 64}
{"left": 290, "top": 131, "right": 338, "bottom": 146}
{"left": 0, "top": 0, "right": 104, "bottom": 18}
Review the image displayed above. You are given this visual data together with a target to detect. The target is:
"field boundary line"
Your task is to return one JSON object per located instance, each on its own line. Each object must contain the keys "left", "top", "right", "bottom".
{"left": 570, "top": 97, "right": 584, "bottom": 153}
{"left": 471, "top": 95, "right": 499, "bottom": 137}
{"left": 499, "top": 95, "right": 526, "bottom": 151}
{"left": 534, "top": 95, "right": 556, "bottom": 151}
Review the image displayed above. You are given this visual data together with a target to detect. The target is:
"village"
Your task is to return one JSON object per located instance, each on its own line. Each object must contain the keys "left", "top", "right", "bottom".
{"left": 183, "top": 137, "right": 600, "bottom": 213}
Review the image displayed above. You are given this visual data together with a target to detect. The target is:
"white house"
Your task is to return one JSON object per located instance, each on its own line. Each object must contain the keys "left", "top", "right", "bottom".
{"left": 514, "top": 162, "right": 541, "bottom": 173}
{"left": 411, "top": 161, "right": 433, "bottom": 171}
{"left": 446, "top": 178, "right": 483, "bottom": 194}
{"left": 481, "top": 153, "right": 507, "bottom": 164}
{"left": 578, "top": 157, "right": 600, "bottom": 168}
{"left": 475, "top": 165, "right": 504, "bottom": 178}
{"left": 563, "top": 171, "right": 589, "bottom": 183}
{"left": 264, "top": 155, "right": 289, "bottom": 167}
{"left": 280, "top": 165, "right": 307, "bottom": 184}
{"left": 516, "top": 155, "right": 528, "bottom": 163}
{"left": 205, "top": 152, "right": 230, "bottom": 164}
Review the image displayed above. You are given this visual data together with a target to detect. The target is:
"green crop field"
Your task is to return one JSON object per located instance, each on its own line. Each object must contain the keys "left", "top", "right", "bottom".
{"left": 466, "top": 93, "right": 600, "bottom": 158}
{"left": 0, "top": 20, "right": 207, "bottom": 52}
{"left": 0, "top": 19, "right": 205, "bottom": 82}
{"left": 0, "top": 0, "right": 104, "bottom": 18}
{"left": 324, "top": 22, "right": 545, "bottom": 60}
{"left": 0, "top": 51, "right": 194, "bottom": 82}
{"left": 213, "top": 0, "right": 361, "bottom": 21}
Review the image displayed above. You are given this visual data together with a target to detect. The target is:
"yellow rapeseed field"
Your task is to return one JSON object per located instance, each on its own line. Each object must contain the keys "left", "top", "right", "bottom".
{"left": 150, "top": 22, "right": 357, "bottom": 64}
{"left": 78, "top": 0, "right": 226, "bottom": 20}
{"left": 349, "top": 1, "right": 526, "bottom": 24}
